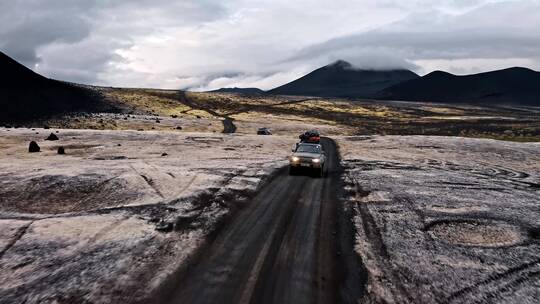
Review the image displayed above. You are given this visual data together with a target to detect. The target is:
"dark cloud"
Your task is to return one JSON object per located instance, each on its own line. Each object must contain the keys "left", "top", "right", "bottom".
{"left": 0, "top": 0, "right": 227, "bottom": 83}
{"left": 0, "top": 1, "right": 93, "bottom": 66}
{"left": 289, "top": 2, "right": 540, "bottom": 70}
{"left": 291, "top": 30, "right": 540, "bottom": 63}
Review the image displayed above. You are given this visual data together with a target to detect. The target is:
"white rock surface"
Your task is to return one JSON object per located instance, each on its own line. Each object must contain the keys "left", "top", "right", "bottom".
{"left": 337, "top": 135, "right": 540, "bottom": 304}
{"left": 0, "top": 128, "right": 295, "bottom": 303}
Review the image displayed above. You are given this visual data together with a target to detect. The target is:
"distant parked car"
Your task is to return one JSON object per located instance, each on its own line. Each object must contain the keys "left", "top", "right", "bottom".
{"left": 289, "top": 143, "right": 326, "bottom": 177}
{"left": 257, "top": 127, "right": 272, "bottom": 135}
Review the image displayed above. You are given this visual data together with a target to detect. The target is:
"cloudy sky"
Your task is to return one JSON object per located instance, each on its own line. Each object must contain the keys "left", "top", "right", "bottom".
{"left": 1, "top": 0, "right": 539, "bottom": 90}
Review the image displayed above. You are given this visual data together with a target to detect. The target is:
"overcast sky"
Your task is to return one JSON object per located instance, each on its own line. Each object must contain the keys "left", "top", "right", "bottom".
{"left": 1, "top": 0, "right": 539, "bottom": 90}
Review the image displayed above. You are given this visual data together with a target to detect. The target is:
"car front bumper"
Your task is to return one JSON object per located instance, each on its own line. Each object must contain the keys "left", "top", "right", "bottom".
{"left": 290, "top": 161, "right": 322, "bottom": 169}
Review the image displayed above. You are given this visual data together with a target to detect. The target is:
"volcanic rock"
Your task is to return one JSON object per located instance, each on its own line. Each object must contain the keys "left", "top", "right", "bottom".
{"left": 28, "top": 141, "right": 40, "bottom": 153}
{"left": 45, "top": 133, "right": 59, "bottom": 141}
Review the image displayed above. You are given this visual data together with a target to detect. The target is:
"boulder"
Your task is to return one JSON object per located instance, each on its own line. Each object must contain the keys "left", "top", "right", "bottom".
{"left": 29, "top": 141, "right": 40, "bottom": 153}
{"left": 45, "top": 133, "right": 59, "bottom": 141}
{"left": 57, "top": 147, "right": 65, "bottom": 154}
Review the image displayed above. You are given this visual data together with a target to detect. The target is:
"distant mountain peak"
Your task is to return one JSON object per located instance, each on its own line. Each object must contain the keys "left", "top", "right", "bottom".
{"left": 269, "top": 60, "right": 419, "bottom": 98}
{"left": 327, "top": 60, "right": 353, "bottom": 69}
{"left": 209, "top": 87, "right": 265, "bottom": 95}
{"left": 497, "top": 66, "right": 534, "bottom": 73}
{"left": 381, "top": 66, "right": 540, "bottom": 106}
{"left": 426, "top": 70, "right": 454, "bottom": 77}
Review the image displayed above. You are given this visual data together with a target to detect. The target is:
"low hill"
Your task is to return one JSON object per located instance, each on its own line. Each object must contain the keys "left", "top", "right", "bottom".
{"left": 269, "top": 60, "right": 419, "bottom": 98}
{"left": 0, "top": 51, "right": 116, "bottom": 123}
{"left": 209, "top": 87, "right": 266, "bottom": 95}
{"left": 380, "top": 67, "right": 540, "bottom": 106}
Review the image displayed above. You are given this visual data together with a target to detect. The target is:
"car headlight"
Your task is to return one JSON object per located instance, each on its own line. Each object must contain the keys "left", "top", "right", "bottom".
{"left": 291, "top": 156, "right": 300, "bottom": 162}
{"left": 312, "top": 158, "right": 320, "bottom": 163}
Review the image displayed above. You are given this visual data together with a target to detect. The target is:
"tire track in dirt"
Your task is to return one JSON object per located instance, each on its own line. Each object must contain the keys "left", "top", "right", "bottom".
{"left": 129, "top": 165, "right": 165, "bottom": 199}
{"left": 0, "top": 221, "right": 32, "bottom": 259}
{"left": 421, "top": 159, "right": 537, "bottom": 191}
{"left": 446, "top": 258, "right": 540, "bottom": 304}
{"left": 355, "top": 202, "right": 414, "bottom": 303}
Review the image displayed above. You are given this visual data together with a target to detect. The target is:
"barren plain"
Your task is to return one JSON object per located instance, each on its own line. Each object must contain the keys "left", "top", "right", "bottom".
{"left": 0, "top": 89, "right": 538, "bottom": 303}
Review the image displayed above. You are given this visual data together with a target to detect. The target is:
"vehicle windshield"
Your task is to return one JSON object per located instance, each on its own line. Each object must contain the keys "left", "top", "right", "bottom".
{"left": 296, "top": 145, "right": 321, "bottom": 154}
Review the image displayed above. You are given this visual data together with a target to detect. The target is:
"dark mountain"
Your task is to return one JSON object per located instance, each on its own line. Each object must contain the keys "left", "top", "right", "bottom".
{"left": 380, "top": 67, "right": 540, "bottom": 106}
{"left": 210, "top": 87, "right": 266, "bottom": 95}
{"left": 269, "top": 60, "right": 420, "bottom": 98}
{"left": 0, "top": 52, "right": 49, "bottom": 89}
{"left": 0, "top": 51, "right": 115, "bottom": 123}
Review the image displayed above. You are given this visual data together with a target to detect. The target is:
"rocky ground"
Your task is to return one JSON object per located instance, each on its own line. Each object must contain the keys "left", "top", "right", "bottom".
{"left": 1, "top": 95, "right": 539, "bottom": 303}
{"left": 338, "top": 135, "right": 540, "bottom": 303}
{"left": 0, "top": 127, "right": 296, "bottom": 303}
{"left": 12, "top": 88, "right": 539, "bottom": 142}
{"left": 39, "top": 111, "right": 344, "bottom": 137}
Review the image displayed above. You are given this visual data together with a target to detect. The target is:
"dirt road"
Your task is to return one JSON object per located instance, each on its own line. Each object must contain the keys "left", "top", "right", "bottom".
{"left": 177, "top": 91, "right": 237, "bottom": 133}
{"left": 156, "top": 138, "right": 362, "bottom": 304}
